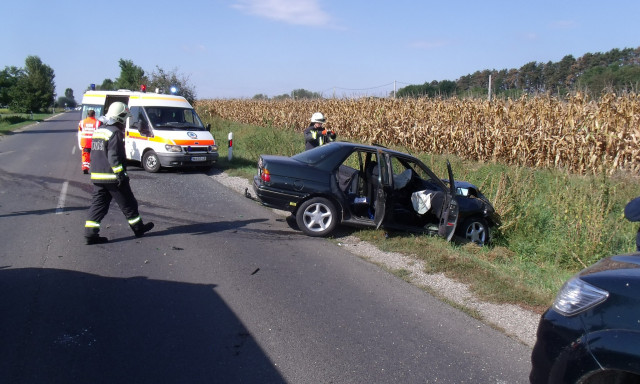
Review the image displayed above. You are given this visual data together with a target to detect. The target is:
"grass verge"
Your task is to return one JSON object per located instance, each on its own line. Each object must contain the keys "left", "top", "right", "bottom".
{"left": 0, "top": 109, "right": 57, "bottom": 135}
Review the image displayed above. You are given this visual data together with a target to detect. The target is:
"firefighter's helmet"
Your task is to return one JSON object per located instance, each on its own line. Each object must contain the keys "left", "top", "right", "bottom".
{"left": 106, "top": 102, "right": 131, "bottom": 124}
{"left": 310, "top": 112, "right": 326, "bottom": 124}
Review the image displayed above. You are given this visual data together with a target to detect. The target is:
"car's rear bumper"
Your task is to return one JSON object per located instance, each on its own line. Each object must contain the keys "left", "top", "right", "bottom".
{"left": 252, "top": 176, "right": 304, "bottom": 212}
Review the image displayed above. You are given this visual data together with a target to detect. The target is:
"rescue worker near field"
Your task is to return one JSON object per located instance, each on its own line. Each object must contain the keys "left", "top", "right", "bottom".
{"left": 304, "top": 112, "right": 336, "bottom": 150}
{"left": 624, "top": 196, "right": 640, "bottom": 251}
{"left": 84, "top": 102, "right": 154, "bottom": 245}
{"left": 78, "top": 109, "right": 100, "bottom": 174}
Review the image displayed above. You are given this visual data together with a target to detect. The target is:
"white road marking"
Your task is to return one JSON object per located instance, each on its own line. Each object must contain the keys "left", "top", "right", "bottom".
{"left": 56, "top": 181, "right": 69, "bottom": 214}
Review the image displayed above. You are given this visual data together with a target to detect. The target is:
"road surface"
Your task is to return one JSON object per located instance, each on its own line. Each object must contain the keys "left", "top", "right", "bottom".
{"left": 0, "top": 111, "right": 532, "bottom": 383}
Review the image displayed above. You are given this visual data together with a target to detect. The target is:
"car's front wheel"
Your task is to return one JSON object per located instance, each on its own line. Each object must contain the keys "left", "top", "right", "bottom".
{"left": 142, "top": 150, "right": 161, "bottom": 173}
{"left": 296, "top": 197, "right": 338, "bottom": 237}
{"left": 461, "top": 217, "right": 490, "bottom": 245}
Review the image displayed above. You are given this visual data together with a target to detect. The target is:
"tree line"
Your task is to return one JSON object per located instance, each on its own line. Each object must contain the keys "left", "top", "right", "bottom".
{"left": 252, "top": 88, "right": 323, "bottom": 101}
{"left": 95, "top": 59, "right": 197, "bottom": 104}
{"left": 0, "top": 57, "right": 197, "bottom": 113}
{"left": 396, "top": 47, "right": 640, "bottom": 99}
{"left": 0, "top": 56, "right": 57, "bottom": 113}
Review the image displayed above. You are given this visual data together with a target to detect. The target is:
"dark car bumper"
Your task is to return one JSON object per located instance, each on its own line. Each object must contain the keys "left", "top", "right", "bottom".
{"left": 530, "top": 309, "right": 600, "bottom": 384}
{"left": 252, "top": 176, "right": 306, "bottom": 212}
{"left": 158, "top": 152, "right": 218, "bottom": 168}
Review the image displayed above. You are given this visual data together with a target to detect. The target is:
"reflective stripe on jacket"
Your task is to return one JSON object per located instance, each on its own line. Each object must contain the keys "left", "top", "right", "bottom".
{"left": 89, "top": 124, "right": 127, "bottom": 183}
{"left": 78, "top": 117, "right": 100, "bottom": 148}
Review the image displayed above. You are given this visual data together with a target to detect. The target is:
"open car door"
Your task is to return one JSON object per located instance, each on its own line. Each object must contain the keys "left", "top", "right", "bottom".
{"left": 437, "top": 160, "right": 459, "bottom": 241}
{"left": 373, "top": 150, "right": 390, "bottom": 229}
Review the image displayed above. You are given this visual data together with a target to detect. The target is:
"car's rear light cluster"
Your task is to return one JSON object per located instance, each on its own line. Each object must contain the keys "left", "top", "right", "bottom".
{"left": 260, "top": 168, "right": 271, "bottom": 182}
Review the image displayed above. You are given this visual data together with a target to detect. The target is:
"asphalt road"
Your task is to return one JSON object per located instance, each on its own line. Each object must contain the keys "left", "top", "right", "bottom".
{"left": 0, "top": 111, "right": 533, "bottom": 383}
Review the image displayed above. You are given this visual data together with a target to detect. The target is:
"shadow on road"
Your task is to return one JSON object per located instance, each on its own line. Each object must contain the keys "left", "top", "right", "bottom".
{"left": 0, "top": 267, "right": 285, "bottom": 384}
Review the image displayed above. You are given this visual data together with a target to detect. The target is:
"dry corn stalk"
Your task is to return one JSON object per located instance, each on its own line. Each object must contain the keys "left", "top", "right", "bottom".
{"left": 195, "top": 93, "right": 640, "bottom": 175}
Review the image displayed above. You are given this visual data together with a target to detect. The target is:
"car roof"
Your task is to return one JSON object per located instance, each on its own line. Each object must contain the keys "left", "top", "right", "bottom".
{"left": 327, "top": 141, "right": 416, "bottom": 158}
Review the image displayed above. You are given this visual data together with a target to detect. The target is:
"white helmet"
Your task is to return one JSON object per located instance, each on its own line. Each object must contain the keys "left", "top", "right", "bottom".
{"left": 310, "top": 112, "right": 326, "bottom": 124}
{"left": 106, "top": 101, "right": 131, "bottom": 124}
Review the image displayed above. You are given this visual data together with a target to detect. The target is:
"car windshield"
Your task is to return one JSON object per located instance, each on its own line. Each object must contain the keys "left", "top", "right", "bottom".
{"left": 144, "top": 107, "right": 206, "bottom": 130}
{"left": 292, "top": 144, "right": 338, "bottom": 165}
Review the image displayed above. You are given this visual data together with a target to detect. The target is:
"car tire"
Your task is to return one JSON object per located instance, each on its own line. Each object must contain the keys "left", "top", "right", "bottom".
{"left": 461, "top": 217, "right": 490, "bottom": 246}
{"left": 142, "top": 150, "right": 161, "bottom": 173}
{"left": 296, "top": 197, "right": 338, "bottom": 237}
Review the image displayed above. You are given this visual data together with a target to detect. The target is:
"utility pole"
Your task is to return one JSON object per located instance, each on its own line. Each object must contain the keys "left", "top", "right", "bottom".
{"left": 488, "top": 75, "right": 492, "bottom": 102}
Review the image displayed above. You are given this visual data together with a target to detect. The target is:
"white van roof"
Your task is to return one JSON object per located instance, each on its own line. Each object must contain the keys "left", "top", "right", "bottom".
{"left": 81, "top": 90, "right": 193, "bottom": 109}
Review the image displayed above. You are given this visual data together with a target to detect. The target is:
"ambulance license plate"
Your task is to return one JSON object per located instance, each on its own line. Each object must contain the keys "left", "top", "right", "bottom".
{"left": 191, "top": 156, "right": 206, "bottom": 162}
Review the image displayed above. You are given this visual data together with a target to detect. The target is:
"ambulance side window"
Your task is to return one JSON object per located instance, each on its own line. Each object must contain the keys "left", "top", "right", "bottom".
{"left": 129, "top": 107, "right": 152, "bottom": 137}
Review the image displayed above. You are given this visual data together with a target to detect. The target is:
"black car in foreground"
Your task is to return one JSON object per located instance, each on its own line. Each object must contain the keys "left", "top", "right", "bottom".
{"left": 251, "top": 142, "right": 500, "bottom": 245}
{"left": 530, "top": 253, "right": 640, "bottom": 383}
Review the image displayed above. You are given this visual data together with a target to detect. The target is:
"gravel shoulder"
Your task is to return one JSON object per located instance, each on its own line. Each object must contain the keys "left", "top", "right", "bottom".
{"left": 210, "top": 171, "right": 540, "bottom": 348}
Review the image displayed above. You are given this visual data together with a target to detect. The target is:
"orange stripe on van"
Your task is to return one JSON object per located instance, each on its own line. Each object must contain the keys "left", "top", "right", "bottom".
{"left": 127, "top": 132, "right": 172, "bottom": 144}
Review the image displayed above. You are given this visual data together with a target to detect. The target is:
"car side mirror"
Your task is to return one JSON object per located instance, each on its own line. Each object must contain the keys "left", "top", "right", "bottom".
{"left": 206, "top": 123, "right": 211, "bottom": 131}
{"left": 140, "top": 119, "right": 149, "bottom": 136}
{"left": 139, "top": 119, "right": 152, "bottom": 137}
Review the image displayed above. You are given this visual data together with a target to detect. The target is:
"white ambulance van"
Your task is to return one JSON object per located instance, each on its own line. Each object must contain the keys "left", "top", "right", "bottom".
{"left": 80, "top": 89, "right": 218, "bottom": 173}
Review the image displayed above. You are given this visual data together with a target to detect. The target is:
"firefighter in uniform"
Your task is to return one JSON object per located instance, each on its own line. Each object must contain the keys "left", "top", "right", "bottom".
{"left": 78, "top": 109, "right": 100, "bottom": 174}
{"left": 304, "top": 112, "right": 336, "bottom": 150}
{"left": 84, "top": 102, "right": 154, "bottom": 245}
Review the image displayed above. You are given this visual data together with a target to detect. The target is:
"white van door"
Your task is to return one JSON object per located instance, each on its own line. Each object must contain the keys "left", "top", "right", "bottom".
{"left": 125, "top": 106, "right": 154, "bottom": 162}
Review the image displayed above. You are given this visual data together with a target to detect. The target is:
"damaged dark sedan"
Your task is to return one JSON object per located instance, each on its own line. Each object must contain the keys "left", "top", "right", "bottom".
{"left": 251, "top": 142, "right": 500, "bottom": 245}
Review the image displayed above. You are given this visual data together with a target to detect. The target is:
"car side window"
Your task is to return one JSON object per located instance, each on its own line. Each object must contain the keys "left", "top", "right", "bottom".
{"left": 389, "top": 156, "right": 413, "bottom": 190}
{"left": 338, "top": 151, "right": 366, "bottom": 195}
{"left": 389, "top": 157, "right": 408, "bottom": 177}
{"left": 341, "top": 151, "right": 362, "bottom": 170}
{"left": 377, "top": 152, "right": 391, "bottom": 187}
{"left": 129, "top": 107, "right": 152, "bottom": 137}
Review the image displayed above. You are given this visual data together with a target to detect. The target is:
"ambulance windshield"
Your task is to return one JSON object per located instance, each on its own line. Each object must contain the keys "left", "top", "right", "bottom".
{"left": 144, "top": 107, "right": 206, "bottom": 130}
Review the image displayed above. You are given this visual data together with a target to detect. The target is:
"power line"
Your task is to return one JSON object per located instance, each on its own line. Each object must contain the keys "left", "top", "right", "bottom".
{"left": 321, "top": 82, "right": 395, "bottom": 93}
{"left": 265, "top": 81, "right": 415, "bottom": 99}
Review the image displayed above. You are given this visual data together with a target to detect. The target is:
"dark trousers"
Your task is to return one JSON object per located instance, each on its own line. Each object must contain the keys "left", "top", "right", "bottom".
{"left": 85, "top": 181, "right": 142, "bottom": 236}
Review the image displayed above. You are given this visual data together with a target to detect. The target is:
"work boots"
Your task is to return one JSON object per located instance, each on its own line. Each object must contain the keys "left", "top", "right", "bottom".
{"left": 86, "top": 235, "right": 108, "bottom": 245}
{"left": 134, "top": 222, "right": 154, "bottom": 238}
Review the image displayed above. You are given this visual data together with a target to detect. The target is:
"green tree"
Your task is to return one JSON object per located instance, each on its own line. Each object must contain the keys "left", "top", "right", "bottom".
{"left": 57, "top": 87, "right": 77, "bottom": 109}
{"left": 273, "top": 93, "right": 291, "bottom": 100}
{"left": 578, "top": 64, "right": 640, "bottom": 94}
{"left": 147, "top": 66, "right": 197, "bottom": 103}
{"left": 517, "top": 61, "right": 543, "bottom": 92}
{"left": 114, "top": 59, "right": 147, "bottom": 90}
{"left": 0, "top": 66, "right": 22, "bottom": 106}
{"left": 291, "top": 88, "right": 322, "bottom": 99}
{"left": 397, "top": 80, "right": 457, "bottom": 98}
{"left": 97, "top": 78, "right": 115, "bottom": 91}
{"left": 9, "top": 56, "right": 55, "bottom": 113}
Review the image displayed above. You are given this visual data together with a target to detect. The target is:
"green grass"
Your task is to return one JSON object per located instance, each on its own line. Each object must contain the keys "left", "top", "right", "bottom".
{"left": 0, "top": 109, "right": 57, "bottom": 135}
{"left": 209, "top": 116, "right": 304, "bottom": 177}
{"left": 206, "top": 115, "right": 640, "bottom": 312}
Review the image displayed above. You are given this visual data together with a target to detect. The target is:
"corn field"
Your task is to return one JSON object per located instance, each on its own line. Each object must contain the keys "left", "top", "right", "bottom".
{"left": 196, "top": 93, "right": 640, "bottom": 175}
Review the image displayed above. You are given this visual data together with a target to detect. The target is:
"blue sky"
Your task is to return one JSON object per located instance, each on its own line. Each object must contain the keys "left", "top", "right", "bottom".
{"left": 4, "top": 0, "right": 639, "bottom": 100}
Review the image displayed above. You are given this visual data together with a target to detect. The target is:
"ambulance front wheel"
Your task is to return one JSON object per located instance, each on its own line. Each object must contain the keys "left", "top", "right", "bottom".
{"left": 142, "top": 150, "right": 161, "bottom": 173}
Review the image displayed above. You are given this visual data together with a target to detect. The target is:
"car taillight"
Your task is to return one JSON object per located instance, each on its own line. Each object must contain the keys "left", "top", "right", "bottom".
{"left": 261, "top": 168, "right": 271, "bottom": 182}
